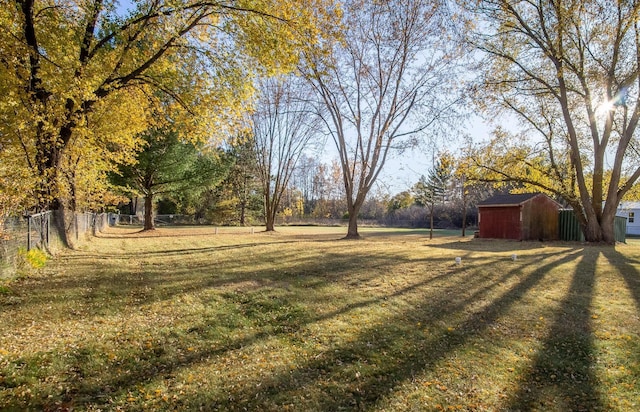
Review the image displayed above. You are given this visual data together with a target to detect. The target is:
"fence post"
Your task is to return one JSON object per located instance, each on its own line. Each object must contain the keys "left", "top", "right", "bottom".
{"left": 26, "top": 215, "right": 31, "bottom": 251}
{"left": 46, "top": 212, "right": 50, "bottom": 248}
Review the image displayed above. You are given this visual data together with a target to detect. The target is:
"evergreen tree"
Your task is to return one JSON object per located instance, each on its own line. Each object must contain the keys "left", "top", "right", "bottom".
{"left": 414, "top": 155, "right": 453, "bottom": 239}
{"left": 112, "top": 129, "right": 227, "bottom": 230}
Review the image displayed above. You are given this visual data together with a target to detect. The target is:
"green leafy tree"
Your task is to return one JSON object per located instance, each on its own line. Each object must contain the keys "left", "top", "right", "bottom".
{"left": 224, "top": 135, "right": 263, "bottom": 226}
{"left": 194, "top": 136, "right": 263, "bottom": 225}
{"left": 159, "top": 150, "right": 235, "bottom": 220}
{"left": 113, "top": 129, "right": 227, "bottom": 230}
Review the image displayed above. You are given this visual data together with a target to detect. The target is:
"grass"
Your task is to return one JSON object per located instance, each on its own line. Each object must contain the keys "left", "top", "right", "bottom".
{"left": 0, "top": 226, "right": 639, "bottom": 411}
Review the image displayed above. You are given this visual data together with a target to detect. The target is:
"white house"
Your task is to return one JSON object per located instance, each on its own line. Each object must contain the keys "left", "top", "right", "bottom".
{"left": 617, "top": 202, "right": 640, "bottom": 235}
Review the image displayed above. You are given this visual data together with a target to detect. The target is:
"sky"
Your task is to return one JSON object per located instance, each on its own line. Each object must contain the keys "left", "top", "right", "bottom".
{"left": 376, "top": 115, "right": 495, "bottom": 195}
{"left": 112, "top": 1, "right": 500, "bottom": 197}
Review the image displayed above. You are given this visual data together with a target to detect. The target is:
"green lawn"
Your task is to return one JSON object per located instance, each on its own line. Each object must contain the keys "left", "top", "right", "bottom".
{"left": 1, "top": 226, "right": 639, "bottom": 411}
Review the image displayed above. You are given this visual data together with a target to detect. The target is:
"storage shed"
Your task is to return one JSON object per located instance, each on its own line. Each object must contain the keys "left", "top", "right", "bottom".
{"left": 477, "top": 193, "right": 561, "bottom": 241}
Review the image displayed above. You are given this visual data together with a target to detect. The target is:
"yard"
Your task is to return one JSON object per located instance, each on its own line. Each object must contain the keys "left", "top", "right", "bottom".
{"left": 0, "top": 226, "right": 638, "bottom": 411}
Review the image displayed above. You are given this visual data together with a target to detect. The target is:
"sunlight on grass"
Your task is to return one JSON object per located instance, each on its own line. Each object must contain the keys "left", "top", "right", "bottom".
{"left": 1, "top": 226, "right": 639, "bottom": 411}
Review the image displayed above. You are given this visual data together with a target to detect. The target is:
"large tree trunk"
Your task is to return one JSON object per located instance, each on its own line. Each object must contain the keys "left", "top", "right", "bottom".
{"left": 601, "top": 214, "right": 616, "bottom": 244}
{"left": 36, "top": 142, "right": 79, "bottom": 249}
{"left": 263, "top": 187, "right": 276, "bottom": 232}
{"left": 583, "top": 219, "right": 604, "bottom": 243}
{"left": 265, "top": 215, "right": 275, "bottom": 231}
{"left": 345, "top": 202, "right": 362, "bottom": 239}
{"left": 592, "top": 208, "right": 617, "bottom": 244}
{"left": 346, "top": 212, "right": 360, "bottom": 239}
{"left": 55, "top": 204, "right": 77, "bottom": 250}
{"left": 579, "top": 206, "right": 617, "bottom": 244}
{"left": 144, "top": 194, "right": 155, "bottom": 230}
{"left": 461, "top": 182, "right": 467, "bottom": 237}
{"left": 264, "top": 202, "right": 276, "bottom": 232}
{"left": 461, "top": 207, "right": 467, "bottom": 237}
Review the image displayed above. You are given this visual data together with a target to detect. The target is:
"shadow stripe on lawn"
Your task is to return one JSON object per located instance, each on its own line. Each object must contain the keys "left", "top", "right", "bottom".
{"left": 181, "top": 250, "right": 584, "bottom": 410}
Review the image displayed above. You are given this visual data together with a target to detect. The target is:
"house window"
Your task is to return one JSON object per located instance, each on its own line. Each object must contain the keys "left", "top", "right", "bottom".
{"left": 630, "top": 212, "right": 635, "bottom": 223}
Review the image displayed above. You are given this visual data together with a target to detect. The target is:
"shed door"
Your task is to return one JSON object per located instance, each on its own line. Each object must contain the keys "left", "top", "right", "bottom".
{"left": 479, "top": 207, "right": 521, "bottom": 239}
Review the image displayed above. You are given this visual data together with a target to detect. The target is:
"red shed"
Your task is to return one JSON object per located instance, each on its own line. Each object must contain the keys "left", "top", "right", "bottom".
{"left": 477, "top": 193, "right": 560, "bottom": 241}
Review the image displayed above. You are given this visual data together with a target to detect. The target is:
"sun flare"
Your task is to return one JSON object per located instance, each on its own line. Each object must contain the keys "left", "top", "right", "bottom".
{"left": 595, "top": 99, "right": 616, "bottom": 119}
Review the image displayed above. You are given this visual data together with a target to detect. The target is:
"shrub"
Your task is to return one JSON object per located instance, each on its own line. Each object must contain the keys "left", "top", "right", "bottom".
{"left": 17, "top": 247, "right": 48, "bottom": 271}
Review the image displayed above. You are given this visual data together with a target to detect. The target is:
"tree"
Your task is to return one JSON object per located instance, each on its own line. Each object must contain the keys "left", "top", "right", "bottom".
{"left": 0, "top": 0, "right": 336, "bottom": 244}
{"left": 113, "top": 129, "right": 226, "bottom": 230}
{"left": 306, "top": 160, "right": 346, "bottom": 219}
{"left": 251, "top": 75, "right": 322, "bottom": 231}
{"left": 155, "top": 149, "right": 237, "bottom": 221}
{"left": 304, "top": 0, "right": 462, "bottom": 238}
{"left": 387, "top": 191, "right": 415, "bottom": 213}
{"left": 414, "top": 154, "right": 453, "bottom": 239}
{"left": 290, "top": 155, "right": 322, "bottom": 215}
{"left": 451, "top": 170, "right": 470, "bottom": 237}
{"left": 0, "top": 146, "right": 36, "bottom": 218}
{"left": 224, "top": 135, "right": 263, "bottom": 226}
{"left": 468, "top": 1, "right": 640, "bottom": 243}
{"left": 452, "top": 146, "right": 486, "bottom": 237}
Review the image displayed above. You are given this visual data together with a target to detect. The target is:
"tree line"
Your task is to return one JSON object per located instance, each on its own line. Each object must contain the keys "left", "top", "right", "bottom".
{"left": 118, "top": 141, "right": 498, "bottom": 235}
{"left": 3, "top": 0, "right": 640, "bottom": 244}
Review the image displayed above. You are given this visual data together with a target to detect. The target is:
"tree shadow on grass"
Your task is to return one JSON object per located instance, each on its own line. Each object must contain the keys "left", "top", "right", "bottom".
{"left": 1, "top": 242, "right": 592, "bottom": 411}
{"left": 356, "top": 228, "right": 453, "bottom": 238}
{"left": 94, "top": 226, "right": 348, "bottom": 240}
{"left": 37, "top": 244, "right": 567, "bottom": 323}
{"left": 5, "top": 237, "right": 461, "bottom": 313}
{"left": 60, "top": 239, "right": 308, "bottom": 260}
{"left": 601, "top": 247, "right": 640, "bottom": 312}
{"left": 1, "top": 243, "right": 522, "bottom": 408}
{"left": 176, "top": 250, "right": 585, "bottom": 410}
{"left": 428, "top": 238, "right": 584, "bottom": 254}
{"left": 2, "top": 251, "right": 489, "bottom": 410}
{"left": 503, "top": 248, "right": 605, "bottom": 411}
{"left": 600, "top": 247, "right": 640, "bottom": 405}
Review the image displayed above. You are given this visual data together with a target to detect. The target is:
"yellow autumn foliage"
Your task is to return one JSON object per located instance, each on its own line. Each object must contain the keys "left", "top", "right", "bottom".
{"left": 0, "top": 0, "right": 340, "bottom": 218}
{"left": 461, "top": 127, "right": 575, "bottom": 199}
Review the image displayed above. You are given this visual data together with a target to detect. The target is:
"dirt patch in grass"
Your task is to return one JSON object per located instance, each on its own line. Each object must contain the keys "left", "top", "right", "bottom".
{"left": 1, "top": 227, "right": 638, "bottom": 411}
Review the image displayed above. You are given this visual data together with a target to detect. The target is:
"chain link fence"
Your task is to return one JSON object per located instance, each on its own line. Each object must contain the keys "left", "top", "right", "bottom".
{"left": 0, "top": 217, "right": 28, "bottom": 278}
{"left": 0, "top": 211, "right": 109, "bottom": 278}
{"left": 113, "top": 214, "right": 200, "bottom": 226}
{"left": 112, "top": 214, "right": 355, "bottom": 227}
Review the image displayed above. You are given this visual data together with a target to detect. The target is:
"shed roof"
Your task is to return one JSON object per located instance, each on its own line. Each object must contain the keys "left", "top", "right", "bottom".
{"left": 477, "top": 193, "right": 543, "bottom": 207}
